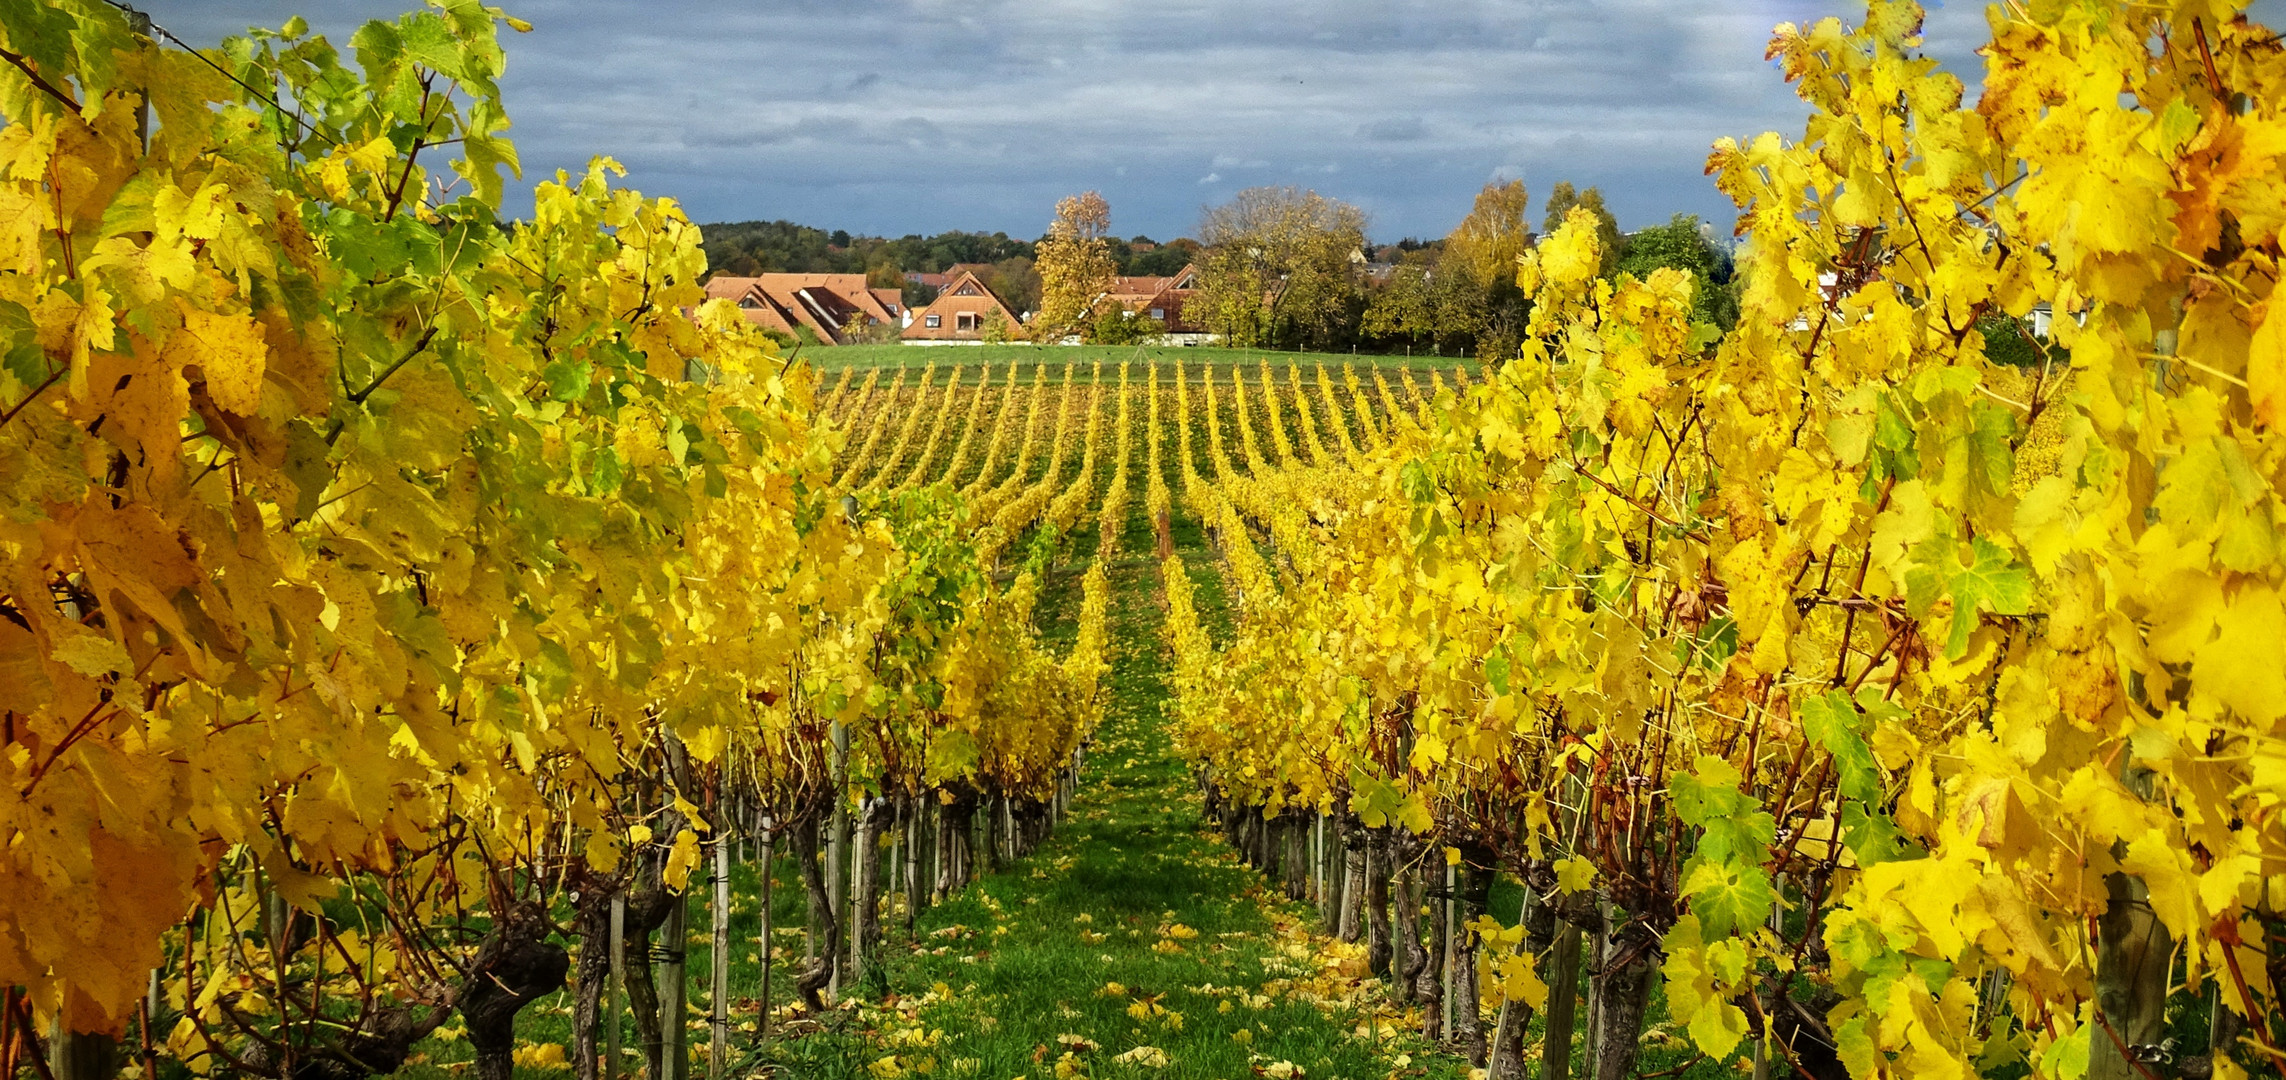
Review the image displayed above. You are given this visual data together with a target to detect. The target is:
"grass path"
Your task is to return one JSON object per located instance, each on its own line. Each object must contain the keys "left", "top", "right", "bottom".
{"left": 768, "top": 529, "right": 1460, "bottom": 1080}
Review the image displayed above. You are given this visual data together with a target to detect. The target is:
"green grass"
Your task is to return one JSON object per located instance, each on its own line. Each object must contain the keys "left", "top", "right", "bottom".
{"left": 795, "top": 343, "right": 1480, "bottom": 374}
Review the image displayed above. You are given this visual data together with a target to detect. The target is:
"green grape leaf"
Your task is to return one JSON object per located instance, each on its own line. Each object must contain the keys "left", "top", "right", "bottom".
{"left": 1671, "top": 754, "right": 1776, "bottom": 865}
{"left": 1680, "top": 858, "right": 1775, "bottom": 940}
{"left": 1800, "top": 690, "right": 1881, "bottom": 802}
{"left": 1906, "top": 536, "right": 2033, "bottom": 659}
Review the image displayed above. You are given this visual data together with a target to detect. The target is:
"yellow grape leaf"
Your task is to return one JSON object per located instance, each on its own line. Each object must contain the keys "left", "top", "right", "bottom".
{"left": 1395, "top": 793, "right": 1433, "bottom": 835}
{"left": 684, "top": 723, "right": 727, "bottom": 764}
{"left": 1409, "top": 731, "right": 1448, "bottom": 771}
{"left": 2199, "top": 852, "right": 2259, "bottom": 918}
{"left": 2189, "top": 583, "right": 2286, "bottom": 724}
{"left": 628, "top": 823, "right": 654, "bottom": 845}
{"left": 2120, "top": 830, "right": 2199, "bottom": 938}
{"left": 1660, "top": 915, "right": 1748, "bottom": 1059}
{"left": 2010, "top": 476, "right": 2079, "bottom": 577}
{"left": 670, "top": 792, "right": 712, "bottom": 833}
{"left": 258, "top": 846, "right": 339, "bottom": 915}
{"left": 662, "top": 828, "right": 701, "bottom": 892}
{"left": 1553, "top": 856, "right": 1597, "bottom": 893}
{"left": 166, "top": 304, "right": 267, "bottom": 415}
{"left": 1481, "top": 945, "right": 1549, "bottom": 1010}
{"left": 48, "top": 629, "right": 130, "bottom": 677}
{"left": 584, "top": 830, "right": 621, "bottom": 873}
{"left": 2250, "top": 297, "right": 2286, "bottom": 430}
{"left": 511, "top": 1043, "right": 570, "bottom": 1071}
{"left": 1112, "top": 1045, "right": 1167, "bottom": 1067}
{"left": 2143, "top": 569, "right": 2222, "bottom": 664}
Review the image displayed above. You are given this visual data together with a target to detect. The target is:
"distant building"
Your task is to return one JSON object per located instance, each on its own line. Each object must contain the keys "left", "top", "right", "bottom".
{"left": 902, "top": 268, "right": 1025, "bottom": 344}
{"left": 704, "top": 274, "right": 903, "bottom": 345}
{"left": 1095, "top": 264, "right": 1212, "bottom": 346}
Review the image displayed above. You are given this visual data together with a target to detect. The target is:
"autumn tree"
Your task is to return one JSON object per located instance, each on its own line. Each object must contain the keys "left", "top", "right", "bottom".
{"left": 1445, "top": 180, "right": 1535, "bottom": 360}
{"left": 1362, "top": 181, "right": 1534, "bottom": 359}
{"left": 1192, "top": 186, "right": 1368, "bottom": 349}
{"left": 1360, "top": 257, "right": 1441, "bottom": 344}
{"left": 1033, "top": 191, "right": 1117, "bottom": 342}
{"left": 1445, "top": 180, "right": 1534, "bottom": 286}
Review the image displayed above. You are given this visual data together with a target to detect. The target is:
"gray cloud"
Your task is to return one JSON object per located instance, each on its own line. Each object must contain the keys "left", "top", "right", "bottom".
{"left": 1363, "top": 117, "right": 1428, "bottom": 143}
{"left": 150, "top": 0, "right": 2285, "bottom": 242}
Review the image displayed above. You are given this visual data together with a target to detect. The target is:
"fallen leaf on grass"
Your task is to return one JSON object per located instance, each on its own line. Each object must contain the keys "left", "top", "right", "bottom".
{"left": 1113, "top": 1045, "right": 1168, "bottom": 1067}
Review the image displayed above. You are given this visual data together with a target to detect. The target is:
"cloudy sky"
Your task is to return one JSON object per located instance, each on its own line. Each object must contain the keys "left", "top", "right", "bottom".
{"left": 150, "top": 2, "right": 2270, "bottom": 243}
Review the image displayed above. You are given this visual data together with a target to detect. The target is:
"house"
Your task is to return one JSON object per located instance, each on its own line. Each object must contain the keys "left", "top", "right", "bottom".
{"left": 704, "top": 274, "right": 903, "bottom": 344}
{"left": 901, "top": 268, "right": 1024, "bottom": 344}
{"left": 1097, "top": 264, "right": 1214, "bottom": 346}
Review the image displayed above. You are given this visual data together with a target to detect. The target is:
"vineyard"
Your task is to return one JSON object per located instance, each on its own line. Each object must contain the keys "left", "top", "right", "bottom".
{"left": 3, "top": 1, "right": 2285, "bottom": 1080}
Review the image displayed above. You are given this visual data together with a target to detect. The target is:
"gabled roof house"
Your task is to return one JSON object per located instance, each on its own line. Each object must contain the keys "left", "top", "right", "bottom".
{"left": 901, "top": 268, "right": 1024, "bottom": 344}
{"left": 1099, "top": 264, "right": 1209, "bottom": 343}
{"left": 703, "top": 274, "right": 903, "bottom": 345}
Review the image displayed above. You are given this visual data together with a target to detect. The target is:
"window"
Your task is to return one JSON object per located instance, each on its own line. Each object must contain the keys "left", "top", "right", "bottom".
{"left": 925, "top": 314, "right": 941, "bottom": 328}
{"left": 739, "top": 297, "right": 758, "bottom": 309}
{"left": 1149, "top": 307, "right": 1164, "bottom": 320}
{"left": 956, "top": 313, "right": 978, "bottom": 332}
{"left": 956, "top": 284, "right": 979, "bottom": 296}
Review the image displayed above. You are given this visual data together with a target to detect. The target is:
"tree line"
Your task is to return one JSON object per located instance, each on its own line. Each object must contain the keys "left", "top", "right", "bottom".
{"left": 700, "top": 183, "right": 1740, "bottom": 357}
{"left": 695, "top": 219, "right": 1199, "bottom": 314}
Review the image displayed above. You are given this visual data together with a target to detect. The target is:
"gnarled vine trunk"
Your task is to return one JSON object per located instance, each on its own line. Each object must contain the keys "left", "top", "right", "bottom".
{"left": 791, "top": 812, "right": 840, "bottom": 1011}
{"left": 568, "top": 871, "right": 621, "bottom": 1080}
{"left": 1364, "top": 828, "right": 1393, "bottom": 979}
{"left": 460, "top": 900, "right": 570, "bottom": 1080}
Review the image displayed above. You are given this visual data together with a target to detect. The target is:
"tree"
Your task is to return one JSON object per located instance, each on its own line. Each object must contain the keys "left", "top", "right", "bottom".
{"left": 1123, "top": 238, "right": 1200, "bottom": 277}
{"left": 973, "top": 257, "right": 1041, "bottom": 319}
{"left": 1033, "top": 192, "right": 1118, "bottom": 342}
{"left": 1446, "top": 180, "right": 1534, "bottom": 286}
{"left": 1541, "top": 181, "right": 1623, "bottom": 277}
{"left": 1613, "top": 213, "right": 1736, "bottom": 331}
{"left": 1443, "top": 181, "right": 1536, "bottom": 360}
{"left": 1089, "top": 302, "right": 1161, "bottom": 345}
{"left": 1192, "top": 186, "right": 1368, "bottom": 349}
{"left": 1362, "top": 261, "right": 1439, "bottom": 343}
{"left": 1360, "top": 182, "right": 1536, "bottom": 360}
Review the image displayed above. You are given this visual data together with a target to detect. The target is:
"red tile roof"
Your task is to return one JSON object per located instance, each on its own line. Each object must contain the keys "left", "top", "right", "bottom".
{"left": 703, "top": 274, "right": 901, "bottom": 344}
{"left": 901, "top": 269, "right": 1024, "bottom": 342}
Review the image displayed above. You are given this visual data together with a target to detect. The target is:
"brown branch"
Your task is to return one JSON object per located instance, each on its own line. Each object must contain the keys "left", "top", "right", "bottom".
{"left": 2191, "top": 19, "right": 2228, "bottom": 101}
{"left": 0, "top": 364, "right": 65, "bottom": 430}
{"left": 2215, "top": 924, "right": 2286, "bottom": 1067}
{"left": 19, "top": 701, "right": 116, "bottom": 797}
{"left": 348, "top": 327, "right": 439, "bottom": 406}
{"left": 0, "top": 45, "right": 82, "bottom": 112}
{"left": 10, "top": 992, "right": 59, "bottom": 1080}
{"left": 382, "top": 78, "right": 438, "bottom": 223}
{"left": 1566, "top": 453, "right": 1706, "bottom": 540}
{"left": 2091, "top": 1011, "right": 2168, "bottom": 1080}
